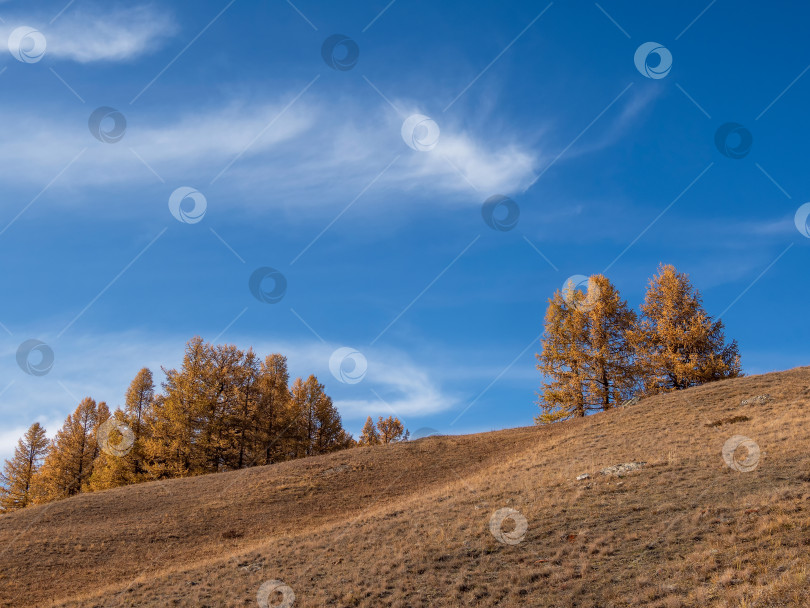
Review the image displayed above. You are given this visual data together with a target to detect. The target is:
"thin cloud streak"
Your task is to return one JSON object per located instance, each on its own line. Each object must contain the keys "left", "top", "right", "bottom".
{"left": 0, "top": 5, "right": 176, "bottom": 63}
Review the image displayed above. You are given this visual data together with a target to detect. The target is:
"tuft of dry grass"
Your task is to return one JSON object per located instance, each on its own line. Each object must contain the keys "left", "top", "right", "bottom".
{"left": 706, "top": 415, "right": 752, "bottom": 427}
{"left": 1, "top": 366, "right": 810, "bottom": 606}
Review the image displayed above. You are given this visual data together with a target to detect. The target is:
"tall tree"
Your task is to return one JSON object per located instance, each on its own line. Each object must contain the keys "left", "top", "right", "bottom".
{"left": 536, "top": 284, "right": 592, "bottom": 423}
{"left": 291, "top": 375, "right": 350, "bottom": 457}
{"left": 88, "top": 408, "right": 135, "bottom": 491}
{"left": 89, "top": 368, "right": 155, "bottom": 491}
{"left": 231, "top": 348, "right": 260, "bottom": 470}
{"left": 144, "top": 338, "right": 209, "bottom": 479}
{"left": 313, "top": 380, "right": 352, "bottom": 453}
{"left": 377, "top": 416, "right": 406, "bottom": 444}
{"left": 35, "top": 398, "right": 108, "bottom": 502}
{"left": 125, "top": 367, "right": 154, "bottom": 477}
{"left": 198, "top": 342, "right": 244, "bottom": 473}
{"left": 0, "top": 423, "right": 49, "bottom": 512}
{"left": 583, "top": 275, "right": 638, "bottom": 410}
{"left": 629, "top": 264, "right": 741, "bottom": 394}
{"left": 255, "top": 354, "right": 292, "bottom": 465}
{"left": 536, "top": 275, "right": 637, "bottom": 423}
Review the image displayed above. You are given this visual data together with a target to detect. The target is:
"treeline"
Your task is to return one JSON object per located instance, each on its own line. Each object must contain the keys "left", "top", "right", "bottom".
{"left": 1, "top": 336, "right": 407, "bottom": 513}
{"left": 537, "top": 264, "right": 741, "bottom": 423}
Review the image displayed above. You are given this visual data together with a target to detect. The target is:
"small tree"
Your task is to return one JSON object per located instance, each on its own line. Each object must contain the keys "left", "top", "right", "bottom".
{"left": 629, "top": 264, "right": 741, "bottom": 394}
{"left": 377, "top": 416, "right": 406, "bottom": 444}
{"left": 0, "top": 423, "right": 49, "bottom": 512}
{"left": 358, "top": 417, "right": 379, "bottom": 446}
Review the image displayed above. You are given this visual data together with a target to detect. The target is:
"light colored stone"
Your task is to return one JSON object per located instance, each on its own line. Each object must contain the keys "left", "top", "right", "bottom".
{"left": 740, "top": 394, "right": 771, "bottom": 406}
{"left": 600, "top": 462, "right": 646, "bottom": 477}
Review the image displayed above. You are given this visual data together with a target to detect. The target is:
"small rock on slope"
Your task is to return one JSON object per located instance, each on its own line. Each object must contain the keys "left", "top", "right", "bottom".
{"left": 600, "top": 462, "right": 646, "bottom": 477}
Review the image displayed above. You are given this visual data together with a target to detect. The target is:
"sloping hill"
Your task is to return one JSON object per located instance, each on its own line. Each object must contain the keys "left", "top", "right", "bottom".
{"left": 2, "top": 368, "right": 810, "bottom": 607}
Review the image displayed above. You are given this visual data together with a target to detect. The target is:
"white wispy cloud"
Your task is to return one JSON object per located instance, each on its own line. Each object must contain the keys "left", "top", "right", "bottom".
{"left": 0, "top": 94, "right": 543, "bottom": 207}
{"left": 0, "top": 5, "right": 175, "bottom": 63}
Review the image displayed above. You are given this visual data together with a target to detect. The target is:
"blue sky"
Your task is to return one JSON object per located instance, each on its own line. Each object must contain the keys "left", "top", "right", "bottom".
{"left": 0, "top": 0, "right": 808, "bottom": 460}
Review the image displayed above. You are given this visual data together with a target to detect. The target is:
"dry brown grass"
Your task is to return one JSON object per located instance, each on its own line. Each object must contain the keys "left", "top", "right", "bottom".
{"left": 2, "top": 366, "right": 810, "bottom": 607}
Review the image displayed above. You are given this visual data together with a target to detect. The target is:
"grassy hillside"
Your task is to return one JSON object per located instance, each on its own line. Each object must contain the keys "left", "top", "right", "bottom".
{"left": 2, "top": 367, "right": 809, "bottom": 607}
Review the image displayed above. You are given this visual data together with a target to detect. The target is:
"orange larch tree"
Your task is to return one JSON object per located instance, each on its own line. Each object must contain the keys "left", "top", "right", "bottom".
{"left": 629, "top": 264, "right": 741, "bottom": 394}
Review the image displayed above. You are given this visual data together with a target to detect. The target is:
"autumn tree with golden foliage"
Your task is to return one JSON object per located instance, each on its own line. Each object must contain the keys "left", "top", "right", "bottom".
{"left": 88, "top": 409, "right": 133, "bottom": 491}
{"left": 358, "top": 416, "right": 380, "bottom": 446}
{"left": 256, "top": 354, "right": 293, "bottom": 465}
{"left": 89, "top": 368, "right": 156, "bottom": 490}
{"left": 377, "top": 416, "right": 406, "bottom": 444}
{"left": 584, "top": 275, "right": 638, "bottom": 410}
{"left": 34, "top": 398, "right": 109, "bottom": 502}
{"left": 0, "top": 423, "right": 49, "bottom": 512}
{"left": 629, "top": 264, "right": 741, "bottom": 394}
{"left": 125, "top": 367, "right": 154, "bottom": 475}
{"left": 536, "top": 275, "right": 637, "bottom": 423}
{"left": 291, "top": 375, "right": 352, "bottom": 457}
